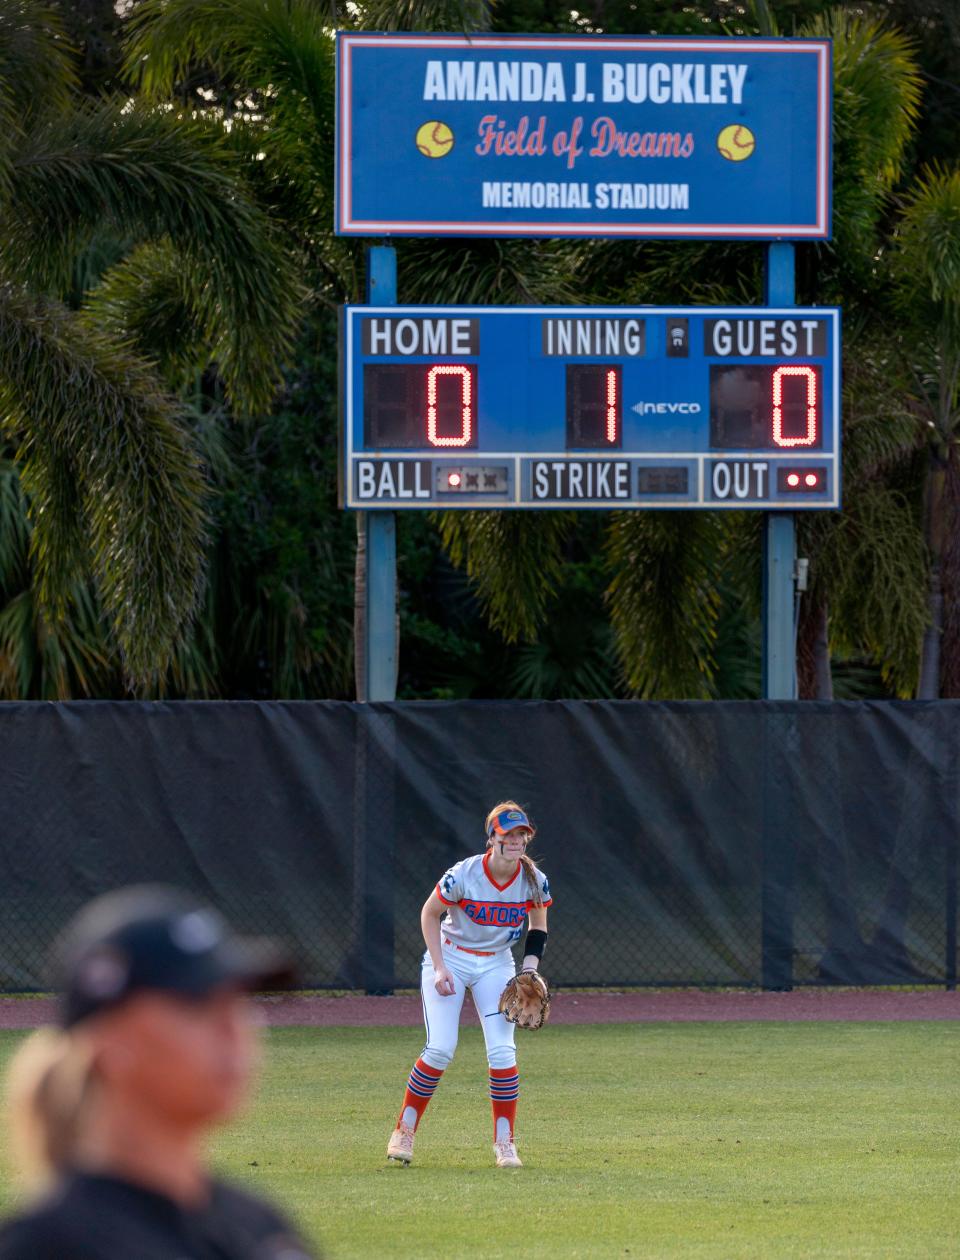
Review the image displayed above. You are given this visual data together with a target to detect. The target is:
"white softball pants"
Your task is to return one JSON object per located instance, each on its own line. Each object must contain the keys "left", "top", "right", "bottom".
{"left": 420, "top": 945, "right": 517, "bottom": 1071}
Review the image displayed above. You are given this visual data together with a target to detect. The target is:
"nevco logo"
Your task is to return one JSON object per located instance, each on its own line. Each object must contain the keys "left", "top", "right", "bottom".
{"left": 632, "top": 401, "right": 702, "bottom": 415}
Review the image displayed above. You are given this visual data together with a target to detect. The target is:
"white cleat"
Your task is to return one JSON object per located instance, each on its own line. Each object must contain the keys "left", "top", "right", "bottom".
{"left": 493, "top": 1138, "right": 522, "bottom": 1168}
{"left": 387, "top": 1121, "right": 415, "bottom": 1165}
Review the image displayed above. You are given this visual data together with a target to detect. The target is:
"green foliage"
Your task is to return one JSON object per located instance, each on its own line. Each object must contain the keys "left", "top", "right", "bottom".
{"left": 0, "top": 1, "right": 313, "bottom": 689}
{"left": 355, "top": 0, "right": 489, "bottom": 32}
{"left": 2, "top": 0, "right": 954, "bottom": 700}
{"left": 605, "top": 512, "right": 725, "bottom": 698}
{"left": 0, "top": 284, "right": 207, "bottom": 683}
{"left": 803, "top": 11, "right": 922, "bottom": 259}
{"left": 132, "top": 315, "right": 358, "bottom": 700}
{"left": 813, "top": 484, "right": 927, "bottom": 695}
{"left": 85, "top": 241, "right": 209, "bottom": 388}
{"left": 124, "top": 0, "right": 358, "bottom": 297}
{"left": 889, "top": 166, "right": 960, "bottom": 695}
{"left": 793, "top": 324, "right": 926, "bottom": 694}
{"left": 126, "top": 0, "right": 335, "bottom": 132}
{"left": 399, "top": 238, "right": 579, "bottom": 306}
{"left": 3, "top": 100, "right": 303, "bottom": 413}
{"left": 881, "top": 0, "right": 960, "bottom": 170}
{"left": 436, "top": 512, "right": 573, "bottom": 643}
{"left": 507, "top": 546, "right": 619, "bottom": 699}
{"left": 0, "top": 2, "right": 75, "bottom": 135}
{"left": 894, "top": 166, "right": 960, "bottom": 342}
{"left": 206, "top": 409, "right": 357, "bottom": 699}
{"left": 491, "top": 0, "right": 827, "bottom": 38}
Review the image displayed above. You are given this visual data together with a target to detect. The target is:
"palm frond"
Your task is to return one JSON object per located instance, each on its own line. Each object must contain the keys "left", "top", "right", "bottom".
{"left": 0, "top": 1, "right": 76, "bottom": 131}
{"left": 83, "top": 240, "right": 213, "bottom": 390}
{"left": 894, "top": 166, "right": 960, "bottom": 326}
{"left": 801, "top": 9, "right": 923, "bottom": 256}
{"left": 400, "top": 237, "right": 580, "bottom": 305}
{"left": 604, "top": 512, "right": 724, "bottom": 699}
{"left": 4, "top": 101, "right": 304, "bottom": 412}
{"left": 125, "top": 0, "right": 335, "bottom": 125}
{"left": 505, "top": 553, "right": 619, "bottom": 699}
{"left": 0, "top": 281, "right": 207, "bottom": 684}
{"left": 124, "top": 0, "right": 337, "bottom": 207}
{"left": 569, "top": 237, "right": 761, "bottom": 309}
{"left": 508, "top": 631, "right": 615, "bottom": 699}
{"left": 815, "top": 482, "right": 927, "bottom": 696}
{"left": 840, "top": 319, "right": 923, "bottom": 484}
{"left": 0, "top": 582, "right": 114, "bottom": 700}
{"left": 0, "top": 452, "right": 28, "bottom": 589}
{"left": 121, "top": 0, "right": 361, "bottom": 295}
{"left": 355, "top": 0, "right": 489, "bottom": 33}
{"left": 435, "top": 511, "right": 573, "bottom": 643}
{"left": 749, "top": 0, "right": 779, "bottom": 38}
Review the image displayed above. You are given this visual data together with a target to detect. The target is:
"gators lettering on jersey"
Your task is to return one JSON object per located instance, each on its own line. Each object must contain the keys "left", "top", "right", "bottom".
{"left": 436, "top": 852, "right": 552, "bottom": 952}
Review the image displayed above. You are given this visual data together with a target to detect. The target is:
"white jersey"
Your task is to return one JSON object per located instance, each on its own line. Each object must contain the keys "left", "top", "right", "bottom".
{"left": 435, "top": 851, "right": 552, "bottom": 954}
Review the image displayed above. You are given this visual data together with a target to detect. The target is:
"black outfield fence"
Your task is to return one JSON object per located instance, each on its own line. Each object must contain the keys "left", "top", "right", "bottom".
{"left": 0, "top": 700, "right": 956, "bottom": 992}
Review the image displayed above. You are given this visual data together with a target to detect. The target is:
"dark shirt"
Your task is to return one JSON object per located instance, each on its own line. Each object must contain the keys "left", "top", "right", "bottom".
{"left": 0, "top": 1170, "right": 317, "bottom": 1260}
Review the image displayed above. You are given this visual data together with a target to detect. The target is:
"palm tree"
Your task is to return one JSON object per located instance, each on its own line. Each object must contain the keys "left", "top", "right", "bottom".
{"left": 125, "top": 0, "right": 378, "bottom": 694}
{"left": 788, "top": 10, "right": 927, "bottom": 698}
{"left": 119, "top": 0, "right": 937, "bottom": 700}
{"left": 892, "top": 167, "right": 960, "bottom": 698}
{"left": 0, "top": 0, "right": 303, "bottom": 688}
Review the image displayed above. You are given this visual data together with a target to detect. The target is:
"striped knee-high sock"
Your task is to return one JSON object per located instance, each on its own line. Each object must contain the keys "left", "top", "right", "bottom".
{"left": 397, "top": 1058, "right": 443, "bottom": 1131}
{"left": 489, "top": 1065, "right": 519, "bottom": 1142}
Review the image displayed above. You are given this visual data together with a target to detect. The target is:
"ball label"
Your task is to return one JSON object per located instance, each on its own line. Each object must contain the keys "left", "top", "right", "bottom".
{"left": 416, "top": 120, "right": 454, "bottom": 159}
{"left": 717, "top": 124, "right": 756, "bottom": 162}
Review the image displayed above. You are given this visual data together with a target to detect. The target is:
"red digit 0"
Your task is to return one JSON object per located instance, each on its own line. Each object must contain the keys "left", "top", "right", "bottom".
{"left": 427, "top": 365, "right": 473, "bottom": 447}
{"left": 772, "top": 365, "right": 817, "bottom": 447}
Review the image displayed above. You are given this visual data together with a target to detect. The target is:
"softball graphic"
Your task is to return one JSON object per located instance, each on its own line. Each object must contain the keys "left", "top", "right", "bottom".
{"left": 717, "top": 124, "right": 756, "bottom": 161}
{"left": 416, "top": 120, "right": 454, "bottom": 158}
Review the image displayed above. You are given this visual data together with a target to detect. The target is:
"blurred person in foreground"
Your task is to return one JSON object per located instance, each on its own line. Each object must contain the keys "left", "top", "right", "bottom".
{"left": 0, "top": 885, "right": 317, "bottom": 1259}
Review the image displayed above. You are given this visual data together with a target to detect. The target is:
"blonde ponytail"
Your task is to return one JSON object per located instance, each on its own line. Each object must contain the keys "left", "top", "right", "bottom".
{"left": 519, "top": 853, "right": 543, "bottom": 908}
{"left": 6, "top": 1027, "right": 96, "bottom": 1189}
{"left": 484, "top": 800, "right": 545, "bottom": 907}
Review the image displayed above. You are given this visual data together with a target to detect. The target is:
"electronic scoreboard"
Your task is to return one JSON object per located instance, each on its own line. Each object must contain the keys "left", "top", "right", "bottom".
{"left": 340, "top": 305, "right": 840, "bottom": 510}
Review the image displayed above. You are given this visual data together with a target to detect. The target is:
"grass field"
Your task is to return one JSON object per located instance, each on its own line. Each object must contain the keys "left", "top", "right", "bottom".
{"left": 0, "top": 1022, "right": 958, "bottom": 1259}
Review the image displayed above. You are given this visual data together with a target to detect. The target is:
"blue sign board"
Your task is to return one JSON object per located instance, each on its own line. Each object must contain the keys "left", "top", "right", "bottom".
{"left": 336, "top": 33, "right": 831, "bottom": 239}
{"left": 340, "top": 305, "right": 841, "bottom": 510}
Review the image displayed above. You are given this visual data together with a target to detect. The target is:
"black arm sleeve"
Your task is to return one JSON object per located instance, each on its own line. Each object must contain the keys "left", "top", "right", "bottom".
{"left": 523, "top": 928, "right": 548, "bottom": 965}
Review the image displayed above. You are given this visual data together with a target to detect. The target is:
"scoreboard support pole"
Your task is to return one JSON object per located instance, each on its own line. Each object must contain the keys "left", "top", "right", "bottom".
{"left": 354, "top": 247, "right": 398, "bottom": 992}
{"left": 361, "top": 246, "right": 399, "bottom": 702}
{"left": 761, "top": 243, "right": 799, "bottom": 702}
{"left": 761, "top": 242, "right": 798, "bottom": 991}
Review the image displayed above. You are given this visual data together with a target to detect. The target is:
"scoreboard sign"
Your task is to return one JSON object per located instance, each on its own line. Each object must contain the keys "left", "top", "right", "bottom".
{"left": 336, "top": 33, "right": 832, "bottom": 239}
{"left": 340, "top": 305, "right": 841, "bottom": 511}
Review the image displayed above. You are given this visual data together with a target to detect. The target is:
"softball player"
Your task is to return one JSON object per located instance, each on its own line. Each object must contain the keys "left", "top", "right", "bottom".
{"left": 0, "top": 885, "right": 317, "bottom": 1260}
{"left": 386, "top": 801, "right": 551, "bottom": 1169}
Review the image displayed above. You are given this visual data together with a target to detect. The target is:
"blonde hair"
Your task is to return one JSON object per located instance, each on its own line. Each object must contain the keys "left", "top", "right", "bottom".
{"left": 484, "top": 800, "right": 544, "bottom": 908}
{"left": 5, "top": 1027, "right": 97, "bottom": 1189}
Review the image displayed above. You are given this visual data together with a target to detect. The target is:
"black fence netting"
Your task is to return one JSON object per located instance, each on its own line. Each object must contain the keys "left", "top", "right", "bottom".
{"left": 0, "top": 700, "right": 956, "bottom": 991}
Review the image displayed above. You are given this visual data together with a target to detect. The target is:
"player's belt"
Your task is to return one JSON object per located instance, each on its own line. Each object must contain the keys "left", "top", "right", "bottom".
{"left": 444, "top": 938, "right": 495, "bottom": 957}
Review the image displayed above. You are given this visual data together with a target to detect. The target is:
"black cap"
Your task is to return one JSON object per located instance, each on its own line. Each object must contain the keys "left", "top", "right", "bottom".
{"left": 53, "top": 885, "right": 297, "bottom": 1029}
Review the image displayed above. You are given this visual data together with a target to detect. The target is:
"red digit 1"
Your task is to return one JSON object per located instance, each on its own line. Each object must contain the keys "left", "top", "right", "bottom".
{"left": 772, "top": 365, "right": 817, "bottom": 447}
{"left": 606, "top": 369, "right": 618, "bottom": 444}
{"left": 427, "top": 365, "right": 472, "bottom": 447}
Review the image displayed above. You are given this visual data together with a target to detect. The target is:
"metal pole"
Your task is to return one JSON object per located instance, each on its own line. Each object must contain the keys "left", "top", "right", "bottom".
{"left": 762, "top": 242, "right": 798, "bottom": 701}
{"left": 350, "top": 246, "right": 399, "bottom": 994}
{"left": 761, "top": 241, "right": 797, "bottom": 991}
{"left": 363, "top": 246, "right": 398, "bottom": 702}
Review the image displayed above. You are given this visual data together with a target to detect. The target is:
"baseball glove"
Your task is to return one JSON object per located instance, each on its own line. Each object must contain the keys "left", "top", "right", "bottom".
{"left": 498, "top": 970, "right": 551, "bottom": 1030}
